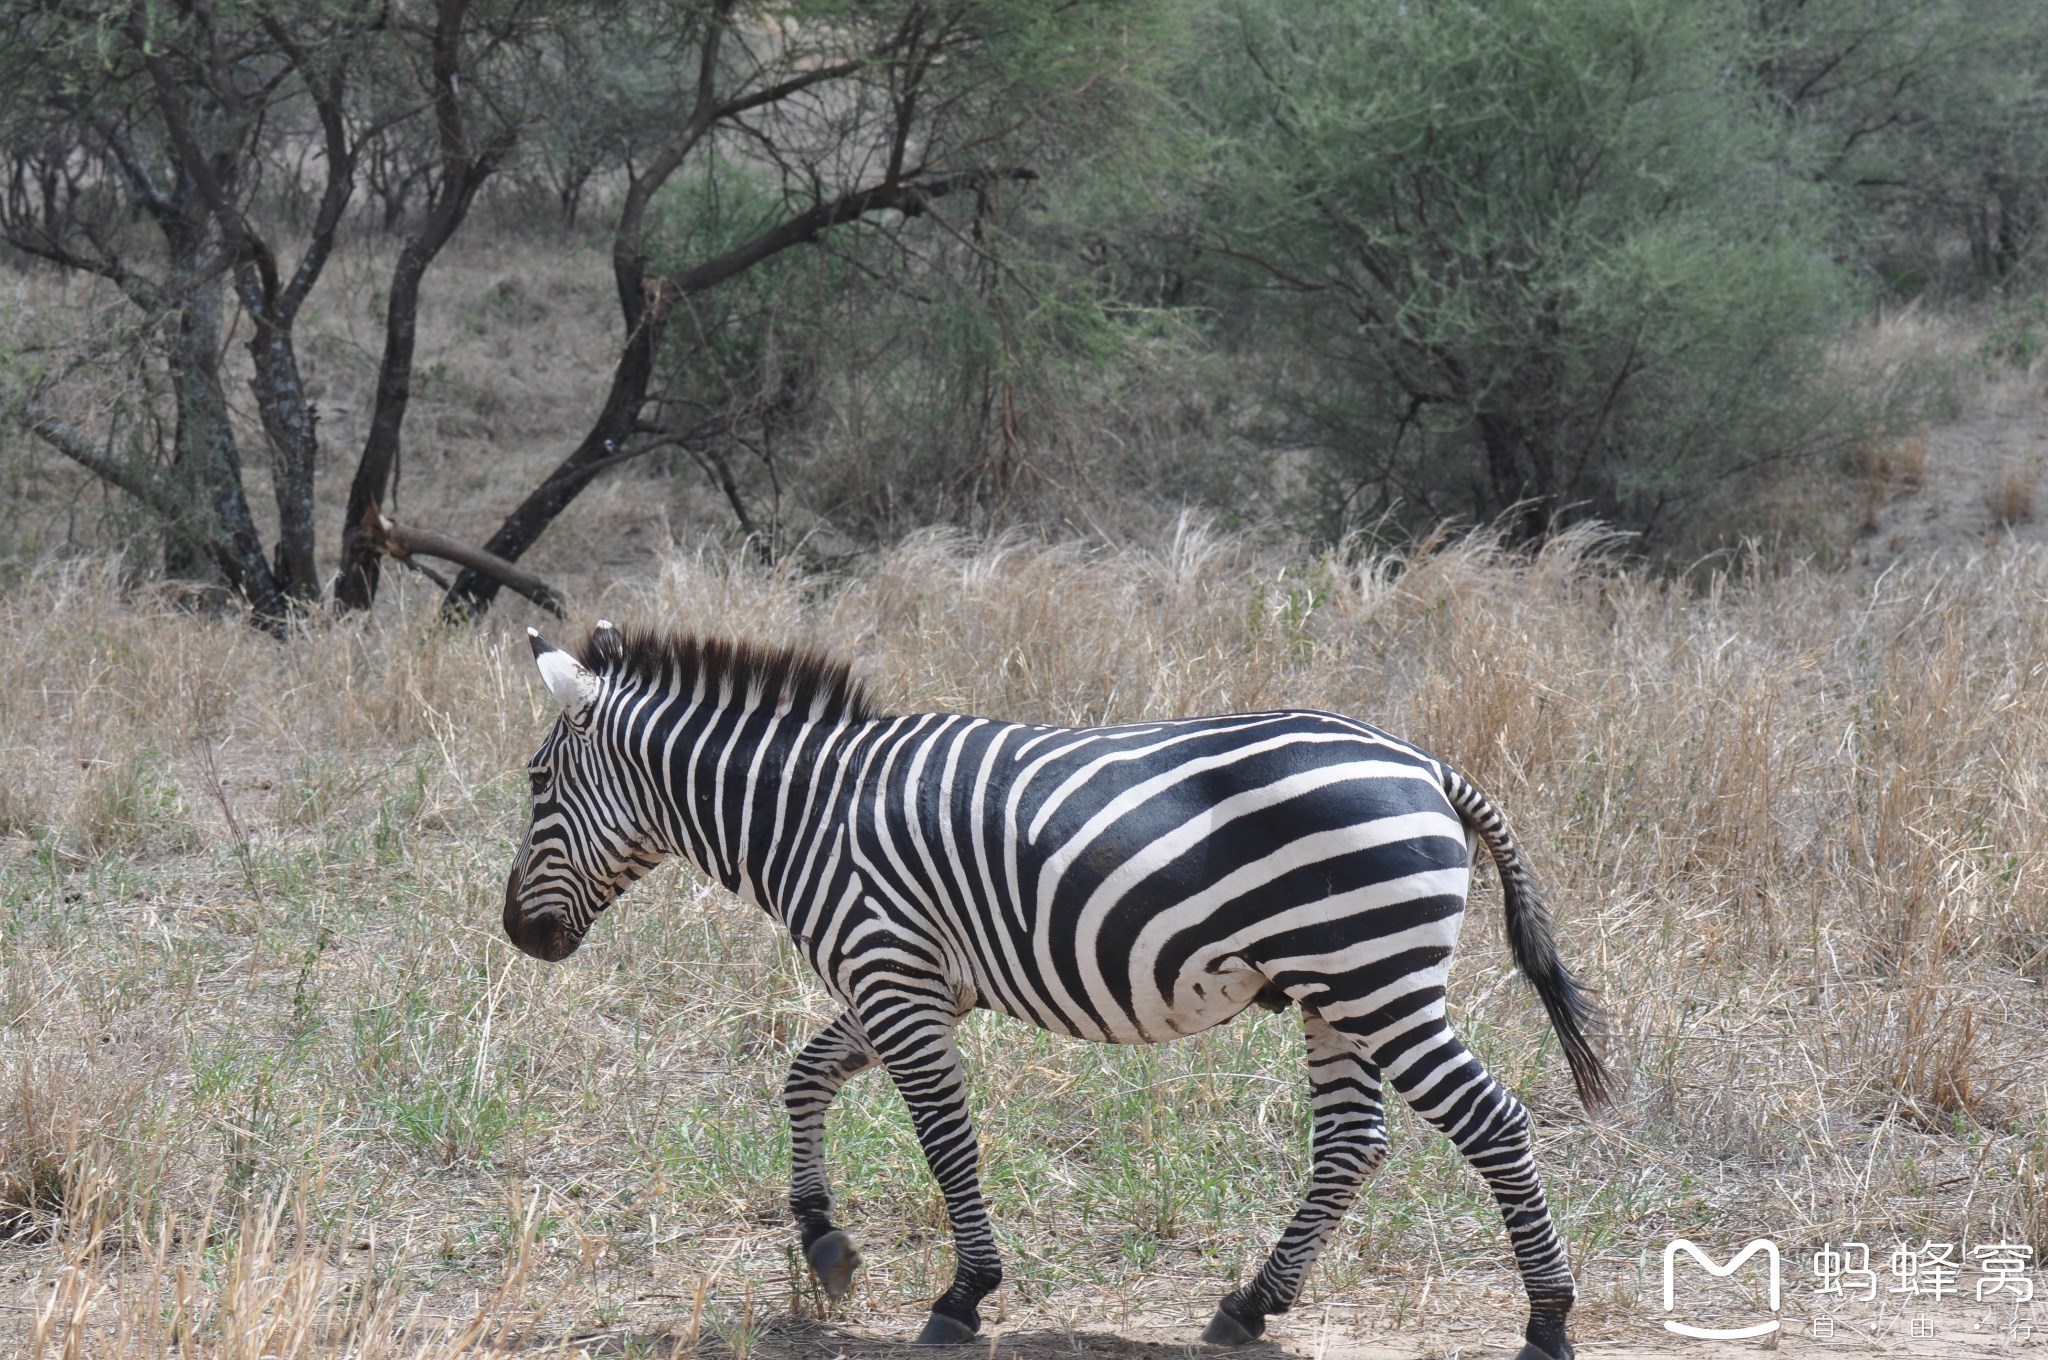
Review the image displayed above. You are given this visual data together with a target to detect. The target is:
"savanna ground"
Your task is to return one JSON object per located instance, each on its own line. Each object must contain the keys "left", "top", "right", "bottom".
{"left": 9, "top": 241, "right": 2048, "bottom": 1359}
{"left": 8, "top": 517, "right": 2048, "bottom": 1358}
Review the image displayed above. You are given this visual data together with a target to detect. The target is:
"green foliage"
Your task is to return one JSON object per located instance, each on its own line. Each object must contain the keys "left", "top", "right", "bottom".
{"left": 1756, "top": 0, "right": 2048, "bottom": 295}
{"left": 72, "top": 747, "right": 194, "bottom": 855}
{"left": 9, "top": 0, "right": 2048, "bottom": 568}
{"left": 1981, "top": 289, "right": 2048, "bottom": 370}
{"left": 650, "top": 157, "right": 854, "bottom": 418}
{"left": 511, "top": 11, "right": 697, "bottom": 228}
{"left": 354, "top": 987, "right": 529, "bottom": 1168}
{"left": 1189, "top": 0, "right": 1865, "bottom": 543}
{"left": 800, "top": 208, "right": 1148, "bottom": 536}
{"left": 640, "top": 4, "right": 1195, "bottom": 542}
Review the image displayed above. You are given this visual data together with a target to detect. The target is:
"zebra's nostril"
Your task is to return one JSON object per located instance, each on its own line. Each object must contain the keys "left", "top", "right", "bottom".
{"left": 503, "top": 864, "right": 582, "bottom": 962}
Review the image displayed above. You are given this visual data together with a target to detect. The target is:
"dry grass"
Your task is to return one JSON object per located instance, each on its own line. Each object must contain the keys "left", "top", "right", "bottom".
{"left": 1712, "top": 299, "right": 1975, "bottom": 565}
{"left": 1850, "top": 432, "right": 1933, "bottom": 538}
{"left": 1, "top": 526, "right": 2046, "bottom": 1354}
{"left": 1865, "top": 430, "right": 1933, "bottom": 495}
{"left": 1989, "top": 462, "right": 2040, "bottom": 526}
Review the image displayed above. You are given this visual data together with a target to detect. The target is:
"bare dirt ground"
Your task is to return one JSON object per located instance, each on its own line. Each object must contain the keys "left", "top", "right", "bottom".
{"left": 1851, "top": 369, "right": 2048, "bottom": 577}
{"left": 398, "top": 1303, "right": 2048, "bottom": 1360}
{"left": 555, "top": 1320, "right": 2037, "bottom": 1360}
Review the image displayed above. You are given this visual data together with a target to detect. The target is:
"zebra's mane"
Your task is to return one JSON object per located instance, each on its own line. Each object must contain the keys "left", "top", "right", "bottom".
{"left": 575, "top": 624, "right": 883, "bottom": 724}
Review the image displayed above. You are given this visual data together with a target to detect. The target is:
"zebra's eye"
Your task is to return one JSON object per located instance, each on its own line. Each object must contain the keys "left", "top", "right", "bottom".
{"left": 529, "top": 768, "right": 552, "bottom": 798}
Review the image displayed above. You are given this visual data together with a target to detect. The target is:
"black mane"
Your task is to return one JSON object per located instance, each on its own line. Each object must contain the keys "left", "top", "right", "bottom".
{"left": 574, "top": 624, "right": 882, "bottom": 724}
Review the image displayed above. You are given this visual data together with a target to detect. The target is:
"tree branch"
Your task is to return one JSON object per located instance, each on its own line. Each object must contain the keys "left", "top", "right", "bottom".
{"left": 711, "top": 55, "right": 869, "bottom": 125}
{"left": 2, "top": 386, "right": 252, "bottom": 592}
{"left": 609, "top": 0, "right": 736, "bottom": 328}
{"left": 0, "top": 226, "right": 166, "bottom": 313}
{"left": 351, "top": 502, "right": 566, "bottom": 617}
{"left": 442, "top": 160, "right": 1038, "bottom": 616}
{"left": 264, "top": 16, "right": 357, "bottom": 321}
{"left": 665, "top": 165, "right": 1040, "bottom": 299}
{"left": 133, "top": 25, "right": 275, "bottom": 297}
{"left": 76, "top": 109, "right": 176, "bottom": 229}
{"left": 7, "top": 390, "right": 181, "bottom": 520}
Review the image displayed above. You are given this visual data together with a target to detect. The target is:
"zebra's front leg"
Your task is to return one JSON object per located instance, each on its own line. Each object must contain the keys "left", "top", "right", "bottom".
{"left": 1204, "top": 1013, "right": 1390, "bottom": 1346}
{"left": 785, "top": 1010, "right": 880, "bottom": 1300}
{"left": 856, "top": 993, "right": 1002, "bottom": 1345}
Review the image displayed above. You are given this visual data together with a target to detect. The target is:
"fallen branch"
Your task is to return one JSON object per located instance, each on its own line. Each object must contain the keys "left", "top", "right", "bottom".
{"left": 391, "top": 553, "right": 452, "bottom": 591}
{"left": 351, "top": 501, "right": 566, "bottom": 618}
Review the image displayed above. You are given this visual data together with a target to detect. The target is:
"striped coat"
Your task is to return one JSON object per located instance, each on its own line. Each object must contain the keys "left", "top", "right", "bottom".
{"left": 504, "top": 624, "right": 1608, "bottom": 1360}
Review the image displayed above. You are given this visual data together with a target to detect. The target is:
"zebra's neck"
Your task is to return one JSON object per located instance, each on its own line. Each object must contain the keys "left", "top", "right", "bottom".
{"left": 634, "top": 673, "right": 872, "bottom": 925}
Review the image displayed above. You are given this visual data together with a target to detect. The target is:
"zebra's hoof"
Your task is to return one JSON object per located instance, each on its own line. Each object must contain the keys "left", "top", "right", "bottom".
{"left": 1200, "top": 1306, "right": 1266, "bottom": 1346}
{"left": 804, "top": 1229, "right": 861, "bottom": 1300}
{"left": 914, "top": 1311, "right": 980, "bottom": 1345}
{"left": 1513, "top": 1344, "right": 1571, "bottom": 1360}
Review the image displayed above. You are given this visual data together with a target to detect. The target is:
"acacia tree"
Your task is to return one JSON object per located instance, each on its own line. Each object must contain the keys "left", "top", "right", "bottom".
{"left": 416, "top": 0, "right": 1145, "bottom": 617}
{"left": 330, "top": 0, "right": 540, "bottom": 609}
{"left": 515, "top": 23, "right": 682, "bottom": 228}
{"left": 1191, "top": 0, "right": 1861, "bottom": 542}
{"left": 0, "top": 1, "right": 377, "bottom": 617}
{"left": 3, "top": 0, "right": 1160, "bottom": 625}
{"left": 1754, "top": 0, "right": 2048, "bottom": 291}
{"left": 0, "top": 0, "right": 562, "bottom": 626}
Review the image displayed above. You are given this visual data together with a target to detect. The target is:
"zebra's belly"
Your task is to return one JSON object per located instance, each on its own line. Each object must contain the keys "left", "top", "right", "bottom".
{"left": 974, "top": 958, "right": 1271, "bottom": 1045}
{"left": 965, "top": 853, "right": 1473, "bottom": 1044}
{"left": 1141, "top": 961, "right": 1274, "bottom": 1039}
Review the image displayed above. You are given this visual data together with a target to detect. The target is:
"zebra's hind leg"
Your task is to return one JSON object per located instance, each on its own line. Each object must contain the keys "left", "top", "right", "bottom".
{"left": 1203, "top": 1012, "right": 1389, "bottom": 1346}
{"left": 855, "top": 992, "right": 1002, "bottom": 1345}
{"left": 1373, "top": 1014, "right": 1576, "bottom": 1360}
{"left": 784, "top": 1010, "right": 880, "bottom": 1300}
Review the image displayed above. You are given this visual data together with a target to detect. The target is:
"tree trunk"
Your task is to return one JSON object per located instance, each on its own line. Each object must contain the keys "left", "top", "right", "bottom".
{"left": 1474, "top": 410, "right": 1549, "bottom": 543}
{"left": 159, "top": 226, "right": 285, "bottom": 618}
{"left": 442, "top": 171, "right": 1025, "bottom": 617}
{"left": 333, "top": 0, "right": 520, "bottom": 613}
{"left": 333, "top": 141, "right": 517, "bottom": 611}
{"left": 165, "top": 305, "right": 288, "bottom": 621}
{"left": 334, "top": 241, "right": 437, "bottom": 610}
{"left": 162, "top": 280, "right": 229, "bottom": 587}
{"left": 249, "top": 329, "right": 321, "bottom": 600}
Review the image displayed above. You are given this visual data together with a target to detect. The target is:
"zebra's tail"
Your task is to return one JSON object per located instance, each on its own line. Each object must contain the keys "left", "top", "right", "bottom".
{"left": 1441, "top": 767, "right": 1614, "bottom": 1113}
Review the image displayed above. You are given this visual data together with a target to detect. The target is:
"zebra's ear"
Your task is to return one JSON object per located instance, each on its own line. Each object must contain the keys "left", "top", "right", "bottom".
{"left": 591, "top": 618, "right": 625, "bottom": 664}
{"left": 529, "top": 627, "right": 598, "bottom": 719}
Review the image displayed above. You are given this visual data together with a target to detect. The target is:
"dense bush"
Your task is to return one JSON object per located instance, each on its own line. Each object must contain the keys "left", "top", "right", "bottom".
{"left": 1757, "top": 0, "right": 2048, "bottom": 295}
{"left": 1184, "top": 0, "right": 1864, "bottom": 544}
{"left": 5, "top": 0, "right": 2048, "bottom": 594}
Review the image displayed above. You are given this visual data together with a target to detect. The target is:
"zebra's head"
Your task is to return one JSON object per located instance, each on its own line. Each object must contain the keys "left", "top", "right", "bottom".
{"left": 503, "top": 623, "right": 665, "bottom": 962}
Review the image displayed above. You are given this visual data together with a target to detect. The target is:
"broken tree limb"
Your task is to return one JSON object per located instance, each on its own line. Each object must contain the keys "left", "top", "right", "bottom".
{"left": 390, "top": 553, "right": 453, "bottom": 592}
{"left": 351, "top": 502, "right": 566, "bottom": 618}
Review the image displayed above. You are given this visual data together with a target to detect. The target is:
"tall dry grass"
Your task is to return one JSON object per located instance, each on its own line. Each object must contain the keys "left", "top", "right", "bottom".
{"left": 1, "top": 525, "right": 2045, "bottom": 1353}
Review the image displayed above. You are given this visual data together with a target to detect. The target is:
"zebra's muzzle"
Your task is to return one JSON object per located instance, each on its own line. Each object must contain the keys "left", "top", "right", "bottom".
{"left": 503, "top": 863, "right": 582, "bottom": 962}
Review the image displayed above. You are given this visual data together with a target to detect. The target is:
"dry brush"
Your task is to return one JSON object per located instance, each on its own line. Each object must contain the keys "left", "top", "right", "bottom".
{"left": 0, "top": 524, "right": 2043, "bottom": 1354}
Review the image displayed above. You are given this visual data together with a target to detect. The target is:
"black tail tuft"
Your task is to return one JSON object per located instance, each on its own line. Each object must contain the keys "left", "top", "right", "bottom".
{"left": 1503, "top": 885, "right": 1614, "bottom": 1112}
{"left": 1444, "top": 769, "right": 1615, "bottom": 1113}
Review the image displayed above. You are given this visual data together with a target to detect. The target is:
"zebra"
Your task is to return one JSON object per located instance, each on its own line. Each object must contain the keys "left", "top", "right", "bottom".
{"left": 503, "top": 622, "right": 1611, "bottom": 1359}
